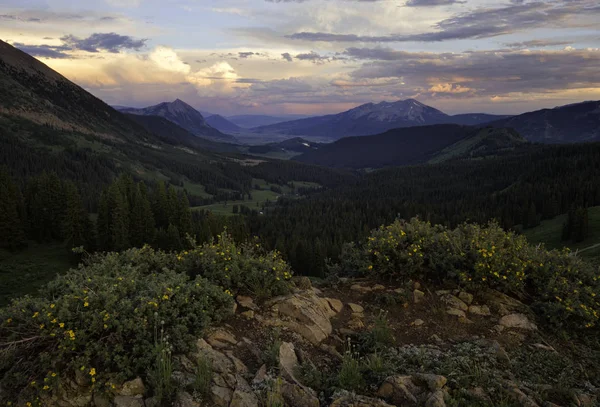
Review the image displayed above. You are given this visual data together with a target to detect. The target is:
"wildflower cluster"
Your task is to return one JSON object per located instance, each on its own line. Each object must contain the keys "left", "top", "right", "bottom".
{"left": 181, "top": 233, "right": 293, "bottom": 299}
{"left": 336, "top": 218, "right": 600, "bottom": 332}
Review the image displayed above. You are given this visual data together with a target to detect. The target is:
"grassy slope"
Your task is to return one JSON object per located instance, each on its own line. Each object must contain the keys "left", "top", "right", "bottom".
{"left": 192, "top": 179, "right": 320, "bottom": 215}
{"left": 0, "top": 243, "right": 72, "bottom": 306}
{"left": 524, "top": 206, "right": 600, "bottom": 261}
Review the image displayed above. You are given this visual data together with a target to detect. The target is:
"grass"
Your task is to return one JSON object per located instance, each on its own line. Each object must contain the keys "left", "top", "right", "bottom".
{"left": 524, "top": 206, "right": 600, "bottom": 260}
{"left": 0, "top": 242, "right": 73, "bottom": 307}
{"left": 192, "top": 179, "right": 320, "bottom": 216}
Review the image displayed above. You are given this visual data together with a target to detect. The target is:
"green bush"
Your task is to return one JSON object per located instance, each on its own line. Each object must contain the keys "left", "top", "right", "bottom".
{"left": 335, "top": 218, "right": 600, "bottom": 332}
{"left": 182, "top": 233, "right": 293, "bottom": 300}
{"left": 0, "top": 245, "right": 233, "bottom": 406}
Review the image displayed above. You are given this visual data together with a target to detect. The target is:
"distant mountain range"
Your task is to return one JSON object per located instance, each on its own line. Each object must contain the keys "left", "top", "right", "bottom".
{"left": 228, "top": 114, "right": 313, "bottom": 129}
{"left": 249, "top": 99, "right": 511, "bottom": 140}
{"left": 295, "top": 125, "right": 527, "bottom": 169}
{"left": 487, "top": 101, "right": 600, "bottom": 143}
{"left": 117, "top": 100, "right": 237, "bottom": 143}
{"left": 247, "top": 137, "right": 321, "bottom": 156}
{"left": 205, "top": 114, "right": 242, "bottom": 134}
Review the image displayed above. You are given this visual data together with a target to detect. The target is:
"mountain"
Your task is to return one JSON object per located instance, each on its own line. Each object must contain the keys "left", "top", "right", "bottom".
{"left": 487, "top": 100, "right": 600, "bottom": 143}
{"left": 295, "top": 125, "right": 527, "bottom": 169}
{"left": 249, "top": 99, "right": 508, "bottom": 140}
{"left": 118, "top": 99, "right": 237, "bottom": 143}
{"left": 123, "top": 113, "right": 240, "bottom": 153}
{"left": 228, "top": 114, "right": 313, "bottom": 129}
{"left": 205, "top": 114, "right": 242, "bottom": 133}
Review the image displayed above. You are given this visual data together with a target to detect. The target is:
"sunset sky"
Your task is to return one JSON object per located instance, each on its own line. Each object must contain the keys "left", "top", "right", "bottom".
{"left": 1, "top": 0, "right": 599, "bottom": 115}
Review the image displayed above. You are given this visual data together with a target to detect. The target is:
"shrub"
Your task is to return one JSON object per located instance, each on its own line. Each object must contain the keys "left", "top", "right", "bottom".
{"left": 182, "top": 233, "right": 293, "bottom": 300}
{"left": 335, "top": 218, "right": 600, "bottom": 332}
{"left": 337, "top": 341, "right": 364, "bottom": 391}
{"left": 191, "top": 354, "right": 213, "bottom": 400}
{"left": 0, "top": 245, "right": 234, "bottom": 406}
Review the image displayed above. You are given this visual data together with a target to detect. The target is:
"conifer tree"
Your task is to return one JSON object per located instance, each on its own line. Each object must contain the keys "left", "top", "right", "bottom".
{"left": 0, "top": 170, "right": 26, "bottom": 250}
{"left": 62, "top": 182, "right": 89, "bottom": 250}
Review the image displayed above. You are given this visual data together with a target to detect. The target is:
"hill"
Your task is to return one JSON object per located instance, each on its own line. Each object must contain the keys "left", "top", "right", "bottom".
{"left": 249, "top": 99, "right": 511, "bottom": 141}
{"left": 228, "top": 114, "right": 313, "bottom": 128}
{"left": 205, "top": 114, "right": 242, "bottom": 133}
{"left": 118, "top": 99, "right": 238, "bottom": 143}
{"left": 247, "top": 137, "right": 321, "bottom": 157}
{"left": 295, "top": 125, "right": 525, "bottom": 169}
{"left": 124, "top": 113, "right": 240, "bottom": 153}
{"left": 488, "top": 100, "right": 600, "bottom": 143}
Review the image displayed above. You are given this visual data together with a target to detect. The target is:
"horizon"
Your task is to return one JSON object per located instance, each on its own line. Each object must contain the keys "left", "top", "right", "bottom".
{"left": 1, "top": 0, "right": 599, "bottom": 116}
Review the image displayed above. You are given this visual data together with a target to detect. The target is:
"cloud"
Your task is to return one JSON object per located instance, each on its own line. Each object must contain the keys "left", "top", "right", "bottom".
{"left": 149, "top": 46, "right": 191, "bottom": 74}
{"left": 295, "top": 51, "right": 330, "bottom": 63}
{"left": 287, "top": 1, "right": 600, "bottom": 43}
{"left": 13, "top": 43, "right": 72, "bottom": 59}
{"left": 281, "top": 52, "right": 293, "bottom": 62}
{"left": 61, "top": 33, "right": 146, "bottom": 53}
{"left": 504, "top": 39, "right": 572, "bottom": 48}
{"left": 404, "top": 0, "right": 464, "bottom": 6}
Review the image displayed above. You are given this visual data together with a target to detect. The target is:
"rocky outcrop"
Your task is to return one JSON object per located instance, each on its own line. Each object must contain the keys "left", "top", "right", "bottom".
{"left": 499, "top": 313, "right": 537, "bottom": 331}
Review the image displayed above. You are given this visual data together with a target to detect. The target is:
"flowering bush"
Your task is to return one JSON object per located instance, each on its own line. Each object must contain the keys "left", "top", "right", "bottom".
{"left": 336, "top": 218, "right": 600, "bottom": 331}
{"left": 181, "top": 233, "right": 293, "bottom": 300}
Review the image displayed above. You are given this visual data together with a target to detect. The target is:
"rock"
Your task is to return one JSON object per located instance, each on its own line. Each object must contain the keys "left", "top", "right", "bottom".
{"left": 483, "top": 290, "right": 524, "bottom": 315}
{"left": 499, "top": 314, "right": 537, "bottom": 331}
{"left": 225, "top": 351, "right": 248, "bottom": 374}
{"left": 468, "top": 387, "right": 491, "bottom": 403}
{"left": 348, "top": 303, "right": 364, "bottom": 313}
{"left": 458, "top": 291, "right": 474, "bottom": 305}
{"left": 294, "top": 276, "right": 313, "bottom": 290}
{"left": 491, "top": 341, "right": 510, "bottom": 363}
{"left": 413, "top": 374, "right": 447, "bottom": 391}
{"left": 458, "top": 316, "right": 474, "bottom": 324}
{"left": 348, "top": 317, "right": 365, "bottom": 330}
{"left": 175, "top": 391, "right": 200, "bottom": 407}
{"left": 281, "top": 381, "right": 320, "bottom": 407}
{"left": 350, "top": 284, "right": 372, "bottom": 293}
{"left": 413, "top": 289, "right": 425, "bottom": 304}
{"left": 411, "top": 319, "right": 425, "bottom": 327}
{"left": 440, "top": 294, "right": 468, "bottom": 311}
{"left": 236, "top": 295, "right": 258, "bottom": 310}
{"left": 206, "top": 328, "right": 238, "bottom": 349}
{"left": 279, "top": 342, "right": 299, "bottom": 383}
{"left": 446, "top": 308, "right": 466, "bottom": 318}
{"left": 240, "top": 310, "right": 255, "bottom": 319}
{"left": 230, "top": 388, "right": 259, "bottom": 407}
{"left": 93, "top": 393, "right": 112, "bottom": 407}
{"left": 330, "top": 394, "right": 395, "bottom": 407}
{"left": 320, "top": 343, "right": 343, "bottom": 360}
{"left": 468, "top": 305, "right": 491, "bottom": 316}
{"left": 429, "top": 334, "right": 443, "bottom": 344}
{"left": 507, "top": 385, "right": 540, "bottom": 407}
{"left": 414, "top": 282, "right": 422, "bottom": 290}
{"left": 269, "top": 291, "right": 339, "bottom": 344}
{"left": 377, "top": 375, "right": 420, "bottom": 406}
{"left": 196, "top": 339, "right": 234, "bottom": 374}
{"left": 493, "top": 324, "right": 505, "bottom": 333}
{"left": 425, "top": 390, "right": 446, "bottom": 407}
{"left": 176, "top": 355, "right": 196, "bottom": 373}
{"left": 119, "top": 377, "right": 145, "bottom": 397}
{"left": 325, "top": 298, "right": 344, "bottom": 313}
{"left": 253, "top": 364, "right": 268, "bottom": 385}
{"left": 532, "top": 343, "right": 555, "bottom": 352}
{"left": 211, "top": 385, "right": 233, "bottom": 407}
{"left": 435, "top": 290, "right": 452, "bottom": 296}
{"left": 373, "top": 284, "right": 386, "bottom": 291}
{"left": 173, "top": 370, "right": 195, "bottom": 387}
{"left": 114, "top": 396, "right": 144, "bottom": 407}
{"left": 394, "top": 288, "right": 405, "bottom": 294}
{"left": 339, "top": 328, "right": 357, "bottom": 336}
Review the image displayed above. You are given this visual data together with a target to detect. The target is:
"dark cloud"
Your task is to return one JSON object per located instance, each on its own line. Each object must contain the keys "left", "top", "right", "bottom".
{"left": 61, "top": 33, "right": 147, "bottom": 53}
{"left": 265, "top": 0, "right": 387, "bottom": 2}
{"left": 295, "top": 51, "right": 330, "bottom": 63}
{"left": 250, "top": 77, "right": 313, "bottom": 93}
{"left": 504, "top": 39, "right": 572, "bottom": 48}
{"left": 281, "top": 52, "right": 293, "bottom": 62}
{"left": 404, "top": 0, "right": 464, "bottom": 6}
{"left": 344, "top": 47, "right": 446, "bottom": 60}
{"left": 287, "top": 1, "right": 600, "bottom": 43}
{"left": 238, "top": 51, "right": 256, "bottom": 58}
{"left": 13, "top": 43, "right": 72, "bottom": 59}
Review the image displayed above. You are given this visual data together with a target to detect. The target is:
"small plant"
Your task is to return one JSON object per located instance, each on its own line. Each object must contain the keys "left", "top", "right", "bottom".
{"left": 192, "top": 354, "right": 213, "bottom": 400}
{"left": 265, "top": 377, "right": 285, "bottom": 407}
{"left": 337, "top": 339, "right": 364, "bottom": 391}
{"left": 262, "top": 329, "right": 282, "bottom": 368}
{"left": 297, "top": 361, "right": 328, "bottom": 392}
{"left": 371, "top": 310, "right": 394, "bottom": 348}
{"left": 150, "top": 316, "right": 175, "bottom": 403}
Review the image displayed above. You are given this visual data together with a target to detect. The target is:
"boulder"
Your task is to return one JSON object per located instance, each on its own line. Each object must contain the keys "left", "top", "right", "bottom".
{"left": 210, "top": 385, "right": 233, "bottom": 407}
{"left": 411, "top": 319, "right": 425, "bottom": 327}
{"left": 269, "top": 291, "right": 339, "bottom": 344}
{"left": 372, "top": 284, "right": 386, "bottom": 291}
{"left": 377, "top": 375, "right": 420, "bottom": 406}
{"left": 499, "top": 314, "right": 537, "bottom": 331}
{"left": 446, "top": 308, "right": 466, "bottom": 318}
{"left": 440, "top": 295, "right": 468, "bottom": 312}
{"left": 279, "top": 342, "right": 299, "bottom": 383}
{"left": 425, "top": 390, "right": 446, "bottom": 407}
{"left": 458, "top": 291, "right": 474, "bottom": 305}
{"left": 240, "top": 310, "right": 255, "bottom": 319}
{"left": 330, "top": 394, "right": 395, "bottom": 407}
{"left": 348, "top": 303, "right": 364, "bottom": 313}
{"left": 113, "top": 396, "right": 144, "bottom": 407}
{"left": 253, "top": 364, "right": 268, "bottom": 385}
{"left": 350, "top": 284, "right": 372, "bottom": 293}
{"left": 413, "top": 289, "right": 425, "bottom": 304}
{"left": 281, "top": 381, "right": 320, "bottom": 407}
{"left": 175, "top": 391, "right": 200, "bottom": 407}
{"left": 236, "top": 295, "right": 258, "bottom": 310}
{"left": 118, "top": 378, "right": 145, "bottom": 397}
{"left": 468, "top": 305, "right": 491, "bottom": 316}
{"left": 413, "top": 374, "right": 447, "bottom": 391}
{"left": 206, "top": 328, "right": 237, "bottom": 349}
{"left": 195, "top": 339, "right": 234, "bottom": 374}
{"left": 325, "top": 298, "right": 344, "bottom": 313}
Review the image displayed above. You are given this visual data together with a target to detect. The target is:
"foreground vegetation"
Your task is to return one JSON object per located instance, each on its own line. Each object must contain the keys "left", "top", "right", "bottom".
{"left": 0, "top": 235, "right": 292, "bottom": 406}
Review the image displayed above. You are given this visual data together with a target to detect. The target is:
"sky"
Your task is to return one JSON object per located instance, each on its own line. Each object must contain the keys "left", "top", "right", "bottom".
{"left": 1, "top": 0, "right": 599, "bottom": 116}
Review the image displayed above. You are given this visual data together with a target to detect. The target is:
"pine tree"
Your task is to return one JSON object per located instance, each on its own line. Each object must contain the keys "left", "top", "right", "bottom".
{"left": 179, "top": 193, "right": 192, "bottom": 239}
{"left": 153, "top": 181, "right": 169, "bottom": 230}
{"left": 108, "top": 183, "right": 130, "bottom": 251}
{"left": 0, "top": 170, "right": 26, "bottom": 250}
{"left": 96, "top": 189, "right": 112, "bottom": 251}
{"left": 62, "top": 182, "right": 89, "bottom": 250}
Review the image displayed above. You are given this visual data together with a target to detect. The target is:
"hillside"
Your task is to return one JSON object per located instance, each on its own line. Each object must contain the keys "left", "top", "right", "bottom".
{"left": 488, "top": 100, "right": 600, "bottom": 143}
{"left": 124, "top": 113, "right": 240, "bottom": 153}
{"left": 295, "top": 125, "right": 525, "bottom": 169}
{"left": 205, "top": 114, "right": 243, "bottom": 133}
{"left": 228, "top": 114, "right": 313, "bottom": 128}
{"left": 249, "top": 100, "right": 512, "bottom": 141}
{"left": 118, "top": 99, "right": 238, "bottom": 143}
